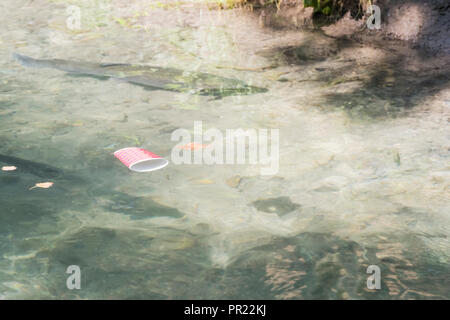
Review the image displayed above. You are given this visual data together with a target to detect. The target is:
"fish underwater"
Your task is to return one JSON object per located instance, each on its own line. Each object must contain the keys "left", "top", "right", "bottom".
{"left": 13, "top": 53, "right": 268, "bottom": 98}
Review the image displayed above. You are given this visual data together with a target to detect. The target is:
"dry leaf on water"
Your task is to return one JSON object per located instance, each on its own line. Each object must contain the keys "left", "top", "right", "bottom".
{"left": 1, "top": 166, "right": 17, "bottom": 171}
{"left": 29, "top": 182, "right": 54, "bottom": 190}
{"left": 195, "top": 179, "right": 215, "bottom": 185}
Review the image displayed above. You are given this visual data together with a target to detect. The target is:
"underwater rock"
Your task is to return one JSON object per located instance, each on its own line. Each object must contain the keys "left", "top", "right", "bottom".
{"left": 252, "top": 196, "right": 301, "bottom": 216}
{"left": 284, "top": 45, "right": 337, "bottom": 62}
{"left": 214, "top": 232, "right": 450, "bottom": 299}
{"left": 282, "top": 35, "right": 339, "bottom": 63}
{"left": 219, "top": 232, "right": 364, "bottom": 299}
{"left": 188, "top": 223, "right": 217, "bottom": 237}
{"left": 106, "top": 193, "right": 183, "bottom": 220}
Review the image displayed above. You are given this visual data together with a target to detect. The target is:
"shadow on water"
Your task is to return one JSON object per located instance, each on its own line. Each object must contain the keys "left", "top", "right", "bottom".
{"left": 261, "top": 0, "right": 450, "bottom": 120}
{"left": 0, "top": 150, "right": 186, "bottom": 255}
{"left": 0, "top": 151, "right": 191, "bottom": 297}
{"left": 0, "top": 158, "right": 88, "bottom": 257}
{"left": 36, "top": 225, "right": 211, "bottom": 299}
{"left": 277, "top": 37, "right": 449, "bottom": 119}
{"left": 321, "top": 55, "right": 449, "bottom": 119}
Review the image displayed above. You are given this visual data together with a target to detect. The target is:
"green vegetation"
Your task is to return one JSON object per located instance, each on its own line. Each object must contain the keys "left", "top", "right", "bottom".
{"left": 303, "top": 0, "right": 372, "bottom": 17}
{"left": 303, "top": 0, "right": 333, "bottom": 15}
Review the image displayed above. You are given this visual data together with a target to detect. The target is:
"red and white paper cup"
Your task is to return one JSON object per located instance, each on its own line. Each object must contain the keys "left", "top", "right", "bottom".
{"left": 114, "top": 147, "right": 168, "bottom": 172}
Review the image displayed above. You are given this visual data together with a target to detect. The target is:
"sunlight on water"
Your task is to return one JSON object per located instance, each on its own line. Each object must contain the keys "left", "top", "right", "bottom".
{"left": 0, "top": 0, "right": 449, "bottom": 299}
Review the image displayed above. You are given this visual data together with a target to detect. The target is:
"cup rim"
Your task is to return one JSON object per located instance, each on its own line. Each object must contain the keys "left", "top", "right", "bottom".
{"left": 129, "top": 158, "right": 169, "bottom": 172}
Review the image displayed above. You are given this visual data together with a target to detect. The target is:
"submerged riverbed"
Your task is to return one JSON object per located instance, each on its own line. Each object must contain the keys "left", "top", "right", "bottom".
{"left": 0, "top": 0, "right": 449, "bottom": 299}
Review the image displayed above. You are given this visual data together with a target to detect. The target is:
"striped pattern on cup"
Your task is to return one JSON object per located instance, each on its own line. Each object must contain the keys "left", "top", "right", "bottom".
{"left": 114, "top": 147, "right": 168, "bottom": 172}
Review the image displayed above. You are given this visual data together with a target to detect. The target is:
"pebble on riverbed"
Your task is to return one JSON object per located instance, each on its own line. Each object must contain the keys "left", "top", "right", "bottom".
{"left": 252, "top": 196, "right": 301, "bottom": 217}
{"left": 225, "top": 175, "right": 242, "bottom": 188}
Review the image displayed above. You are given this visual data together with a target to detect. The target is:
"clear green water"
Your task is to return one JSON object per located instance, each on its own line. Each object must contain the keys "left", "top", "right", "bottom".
{"left": 0, "top": 0, "right": 449, "bottom": 299}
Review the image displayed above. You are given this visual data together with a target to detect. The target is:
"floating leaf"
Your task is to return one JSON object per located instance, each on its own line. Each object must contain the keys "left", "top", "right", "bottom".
{"left": 29, "top": 182, "right": 54, "bottom": 190}
{"left": 226, "top": 175, "right": 242, "bottom": 188}
{"left": 71, "top": 120, "right": 84, "bottom": 127}
{"left": 1, "top": 166, "right": 17, "bottom": 171}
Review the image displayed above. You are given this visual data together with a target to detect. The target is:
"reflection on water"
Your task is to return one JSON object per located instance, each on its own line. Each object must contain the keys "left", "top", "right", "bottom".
{"left": 0, "top": 0, "right": 449, "bottom": 299}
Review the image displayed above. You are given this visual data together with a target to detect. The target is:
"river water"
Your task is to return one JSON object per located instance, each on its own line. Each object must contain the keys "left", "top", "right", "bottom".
{"left": 0, "top": 0, "right": 449, "bottom": 299}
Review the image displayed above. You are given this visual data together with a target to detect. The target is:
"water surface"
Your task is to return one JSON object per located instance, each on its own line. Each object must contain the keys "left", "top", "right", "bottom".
{"left": 0, "top": 0, "right": 449, "bottom": 299}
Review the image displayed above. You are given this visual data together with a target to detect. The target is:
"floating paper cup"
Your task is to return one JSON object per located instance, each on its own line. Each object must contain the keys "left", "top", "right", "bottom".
{"left": 114, "top": 147, "right": 168, "bottom": 172}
